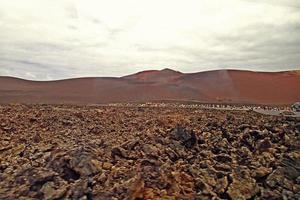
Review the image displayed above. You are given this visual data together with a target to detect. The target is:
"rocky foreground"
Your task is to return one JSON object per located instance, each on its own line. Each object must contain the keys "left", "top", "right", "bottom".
{"left": 0, "top": 104, "right": 299, "bottom": 200}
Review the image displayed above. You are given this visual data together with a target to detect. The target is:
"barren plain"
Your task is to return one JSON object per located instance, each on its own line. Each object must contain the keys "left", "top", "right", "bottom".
{"left": 0, "top": 104, "right": 300, "bottom": 199}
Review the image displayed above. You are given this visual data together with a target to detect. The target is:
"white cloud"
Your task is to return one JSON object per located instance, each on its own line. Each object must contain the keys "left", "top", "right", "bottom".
{"left": 0, "top": 0, "right": 299, "bottom": 80}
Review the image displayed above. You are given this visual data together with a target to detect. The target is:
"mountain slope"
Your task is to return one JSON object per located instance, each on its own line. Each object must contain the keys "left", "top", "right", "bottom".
{"left": 0, "top": 69, "right": 299, "bottom": 104}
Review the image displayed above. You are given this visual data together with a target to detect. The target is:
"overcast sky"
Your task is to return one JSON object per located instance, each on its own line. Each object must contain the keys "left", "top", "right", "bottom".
{"left": 0, "top": 0, "right": 300, "bottom": 80}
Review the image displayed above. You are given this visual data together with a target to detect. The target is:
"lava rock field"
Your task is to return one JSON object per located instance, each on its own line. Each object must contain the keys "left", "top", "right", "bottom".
{"left": 0, "top": 104, "right": 299, "bottom": 200}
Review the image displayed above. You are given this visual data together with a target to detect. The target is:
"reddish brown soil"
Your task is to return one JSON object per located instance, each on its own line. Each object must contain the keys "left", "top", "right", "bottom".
{"left": 0, "top": 69, "right": 299, "bottom": 104}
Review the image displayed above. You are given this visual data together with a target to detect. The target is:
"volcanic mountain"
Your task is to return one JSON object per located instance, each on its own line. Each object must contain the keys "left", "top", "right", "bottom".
{"left": 0, "top": 68, "right": 300, "bottom": 104}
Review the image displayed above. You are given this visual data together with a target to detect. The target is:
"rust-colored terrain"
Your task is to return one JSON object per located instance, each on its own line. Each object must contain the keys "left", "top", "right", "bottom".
{"left": 0, "top": 104, "right": 299, "bottom": 199}
{"left": 1, "top": 69, "right": 300, "bottom": 105}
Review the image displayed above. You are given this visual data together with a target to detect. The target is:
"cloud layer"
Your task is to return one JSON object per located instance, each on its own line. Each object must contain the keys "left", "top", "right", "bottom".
{"left": 0, "top": 0, "right": 300, "bottom": 80}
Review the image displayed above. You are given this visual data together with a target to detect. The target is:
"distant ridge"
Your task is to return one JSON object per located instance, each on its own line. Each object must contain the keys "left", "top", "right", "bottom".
{"left": 0, "top": 69, "right": 300, "bottom": 104}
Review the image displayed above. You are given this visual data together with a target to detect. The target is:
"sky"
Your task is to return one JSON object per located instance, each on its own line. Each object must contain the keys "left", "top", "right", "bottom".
{"left": 0, "top": 0, "right": 300, "bottom": 80}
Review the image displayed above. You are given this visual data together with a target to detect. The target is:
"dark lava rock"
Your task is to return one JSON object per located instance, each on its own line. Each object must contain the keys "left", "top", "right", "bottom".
{"left": 257, "top": 137, "right": 273, "bottom": 152}
{"left": 266, "top": 155, "right": 300, "bottom": 191}
{"left": 170, "top": 125, "right": 197, "bottom": 148}
{"left": 111, "top": 146, "right": 129, "bottom": 160}
{"left": 46, "top": 148, "right": 102, "bottom": 180}
{"left": 213, "top": 153, "right": 233, "bottom": 163}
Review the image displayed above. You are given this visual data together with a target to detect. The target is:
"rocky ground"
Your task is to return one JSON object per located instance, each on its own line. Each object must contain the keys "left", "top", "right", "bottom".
{"left": 0, "top": 104, "right": 299, "bottom": 200}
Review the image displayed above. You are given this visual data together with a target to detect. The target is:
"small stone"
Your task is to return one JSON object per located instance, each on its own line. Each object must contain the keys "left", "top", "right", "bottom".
{"left": 293, "top": 184, "right": 300, "bottom": 193}
{"left": 33, "top": 133, "right": 41, "bottom": 143}
{"left": 97, "top": 173, "right": 107, "bottom": 183}
{"left": 142, "top": 144, "right": 159, "bottom": 157}
{"left": 46, "top": 149, "right": 102, "bottom": 180}
{"left": 170, "top": 126, "right": 197, "bottom": 148}
{"left": 227, "top": 171, "right": 258, "bottom": 200}
{"left": 257, "top": 138, "right": 272, "bottom": 151}
{"left": 252, "top": 167, "right": 272, "bottom": 179}
{"left": 102, "top": 162, "right": 113, "bottom": 170}
{"left": 214, "top": 164, "right": 232, "bottom": 172}
{"left": 215, "top": 175, "right": 228, "bottom": 194}
{"left": 238, "top": 124, "right": 250, "bottom": 130}
{"left": 40, "top": 182, "right": 67, "bottom": 200}
{"left": 213, "top": 154, "right": 232, "bottom": 163}
{"left": 282, "top": 189, "right": 295, "bottom": 200}
{"left": 260, "top": 188, "right": 282, "bottom": 199}
{"left": 111, "top": 146, "right": 128, "bottom": 159}
{"left": 266, "top": 167, "right": 284, "bottom": 188}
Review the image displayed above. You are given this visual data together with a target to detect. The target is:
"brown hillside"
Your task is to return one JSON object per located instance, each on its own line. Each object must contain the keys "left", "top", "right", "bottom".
{"left": 0, "top": 69, "right": 299, "bottom": 104}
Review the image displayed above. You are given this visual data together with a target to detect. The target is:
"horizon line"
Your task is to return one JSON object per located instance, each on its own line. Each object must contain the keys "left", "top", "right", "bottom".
{"left": 1, "top": 68, "right": 299, "bottom": 82}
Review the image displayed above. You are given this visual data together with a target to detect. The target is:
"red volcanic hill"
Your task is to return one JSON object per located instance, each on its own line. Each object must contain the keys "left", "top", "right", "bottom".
{"left": 0, "top": 69, "right": 300, "bottom": 105}
{"left": 123, "top": 68, "right": 183, "bottom": 84}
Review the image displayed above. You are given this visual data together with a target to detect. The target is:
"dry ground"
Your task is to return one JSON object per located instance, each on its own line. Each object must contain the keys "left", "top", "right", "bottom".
{"left": 0, "top": 104, "right": 299, "bottom": 199}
